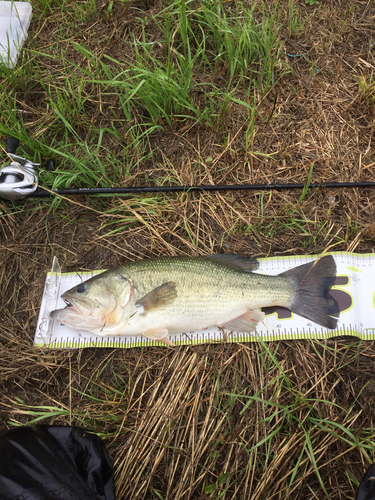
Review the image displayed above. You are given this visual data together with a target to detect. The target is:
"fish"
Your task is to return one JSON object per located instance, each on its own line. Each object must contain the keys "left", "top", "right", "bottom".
{"left": 50, "top": 254, "right": 339, "bottom": 345}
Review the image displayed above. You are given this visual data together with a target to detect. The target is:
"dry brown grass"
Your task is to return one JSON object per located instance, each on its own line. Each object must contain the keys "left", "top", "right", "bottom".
{"left": 1, "top": 329, "right": 374, "bottom": 499}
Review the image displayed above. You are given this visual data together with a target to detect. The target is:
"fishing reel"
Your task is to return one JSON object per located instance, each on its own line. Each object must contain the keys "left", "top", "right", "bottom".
{"left": 0, "top": 137, "right": 54, "bottom": 201}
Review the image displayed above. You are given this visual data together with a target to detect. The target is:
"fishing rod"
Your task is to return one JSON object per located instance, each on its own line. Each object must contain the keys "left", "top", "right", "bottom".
{"left": 27, "top": 181, "right": 375, "bottom": 197}
{"left": 1, "top": 137, "right": 374, "bottom": 201}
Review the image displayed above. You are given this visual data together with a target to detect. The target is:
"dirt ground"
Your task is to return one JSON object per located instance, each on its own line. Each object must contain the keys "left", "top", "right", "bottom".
{"left": 1, "top": 0, "right": 375, "bottom": 498}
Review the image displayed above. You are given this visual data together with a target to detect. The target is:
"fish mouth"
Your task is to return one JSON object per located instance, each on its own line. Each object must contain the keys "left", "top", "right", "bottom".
{"left": 63, "top": 298, "right": 74, "bottom": 308}
{"left": 61, "top": 294, "right": 91, "bottom": 316}
{"left": 51, "top": 296, "right": 103, "bottom": 330}
{"left": 63, "top": 298, "right": 79, "bottom": 312}
{"left": 50, "top": 298, "right": 83, "bottom": 321}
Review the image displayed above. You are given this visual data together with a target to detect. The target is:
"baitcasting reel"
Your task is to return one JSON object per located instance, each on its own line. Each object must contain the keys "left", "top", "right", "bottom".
{"left": 0, "top": 137, "right": 54, "bottom": 201}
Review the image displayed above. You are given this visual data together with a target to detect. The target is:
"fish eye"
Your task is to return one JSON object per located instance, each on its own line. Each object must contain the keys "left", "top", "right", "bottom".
{"left": 76, "top": 283, "right": 87, "bottom": 293}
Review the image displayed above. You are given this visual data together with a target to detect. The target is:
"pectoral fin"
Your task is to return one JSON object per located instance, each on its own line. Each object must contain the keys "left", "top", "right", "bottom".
{"left": 136, "top": 281, "right": 177, "bottom": 313}
{"left": 144, "top": 327, "right": 175, "bottom": 346}
{"left": 219, "top": 310, "right": 265, "bottom": 332}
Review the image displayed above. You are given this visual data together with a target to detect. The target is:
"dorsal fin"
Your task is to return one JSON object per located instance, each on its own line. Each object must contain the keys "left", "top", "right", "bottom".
{"left": 203, "top": 254, "right": 259, "bottom": 272}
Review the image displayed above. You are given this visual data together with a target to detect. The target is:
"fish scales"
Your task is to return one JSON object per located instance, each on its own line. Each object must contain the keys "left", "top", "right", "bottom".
{"left": 117, "top": 257, "right": 292, "bottom": 314}
{"left": 50, "top": 254, "right": 339, "bottom": 344}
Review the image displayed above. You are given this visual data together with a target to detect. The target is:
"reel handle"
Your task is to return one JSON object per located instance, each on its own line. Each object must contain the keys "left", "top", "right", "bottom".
{"left": 6, "top": 137, "right": 19, "bottom": 155}
{"left": 45, "top": 159, "right": 55, "bottom": 171}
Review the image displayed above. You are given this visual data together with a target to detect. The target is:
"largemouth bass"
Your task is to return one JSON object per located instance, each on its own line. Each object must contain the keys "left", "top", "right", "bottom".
{"left": 50, "top": 254, "right": 339, "bottom": 345}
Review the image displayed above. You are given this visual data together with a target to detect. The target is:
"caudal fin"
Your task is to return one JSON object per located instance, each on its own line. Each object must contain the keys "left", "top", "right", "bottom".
{"left": 279, "top": 255, "right": 339, "bottom": 329}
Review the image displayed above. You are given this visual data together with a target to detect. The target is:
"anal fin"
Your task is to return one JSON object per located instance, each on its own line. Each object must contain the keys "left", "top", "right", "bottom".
{"left": 219, "top": 310, "right": 265, "bottom": 333}
{"left": 144, "top": 326, "right": 175, "bottom": 346}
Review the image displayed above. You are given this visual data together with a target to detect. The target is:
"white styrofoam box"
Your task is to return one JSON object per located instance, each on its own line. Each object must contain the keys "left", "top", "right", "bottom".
{"left": 0, "top": 2, "right": 32, "bottom": 68}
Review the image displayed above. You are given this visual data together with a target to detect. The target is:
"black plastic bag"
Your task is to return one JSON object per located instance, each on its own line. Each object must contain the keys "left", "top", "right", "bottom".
{"left": 0, "top": 424, "right": 373, "bottom": 499}
{"left": 356, "top": 464, "right": 375, "bottom": 500}
{"left": 0, "top": 425, "right": 115, "bottom": 500}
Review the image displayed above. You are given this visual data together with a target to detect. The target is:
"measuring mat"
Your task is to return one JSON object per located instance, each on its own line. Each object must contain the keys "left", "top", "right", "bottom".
{"left": 34, "top": 253, "right": 375, "bottom": 348}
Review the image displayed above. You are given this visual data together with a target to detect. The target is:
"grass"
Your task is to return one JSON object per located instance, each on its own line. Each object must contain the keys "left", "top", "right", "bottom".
{"left": 2, "top": 338, "right": 374, "bottom": 499}
{"left": 355, "top": 72, "right": 375, "bottom": 104}
{"left": 1, "top": 0, "right": 375, "bottom": 498}
{"left": 0, "top": 0, "right": 284, "bottom": 189}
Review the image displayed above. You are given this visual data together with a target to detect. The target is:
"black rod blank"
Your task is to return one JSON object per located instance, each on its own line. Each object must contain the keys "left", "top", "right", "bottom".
{"left": 28, "top": 181, "right": 375, "bottom": 198}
